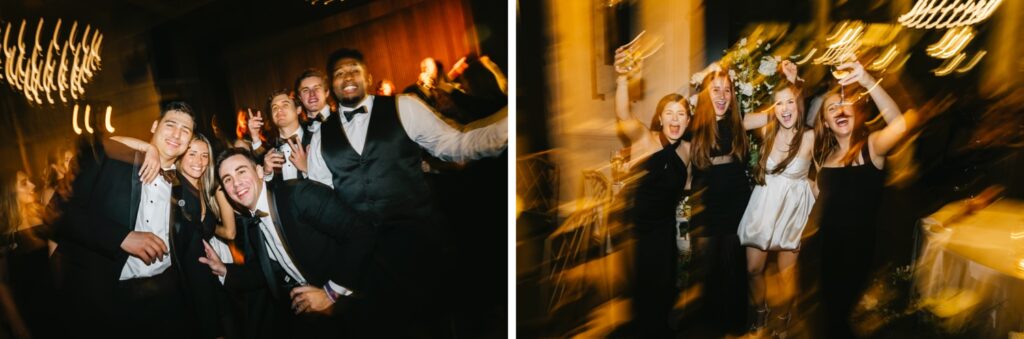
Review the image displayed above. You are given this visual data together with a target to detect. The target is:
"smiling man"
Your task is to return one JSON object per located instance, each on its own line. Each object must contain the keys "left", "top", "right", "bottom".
{"left": 304, "top": 47, "right": 507, "bottom": 336}
{"left": 57, "top": 101, "right": 222, "bottom": 337}
{"left": 198, "top": 148, "right": 375, "bottom": 337}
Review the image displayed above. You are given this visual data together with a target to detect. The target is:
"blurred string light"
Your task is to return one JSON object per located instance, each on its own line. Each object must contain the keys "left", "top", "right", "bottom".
{"left": 306, "top": 0, "right": 343, "bottom": 5}
{"left": 955, "top": 50, "right": 987, "bottom": 73}
{"left": 868, "top": 45, "right": 901, "bottom": 71}
{"left": 813, "top": 21, "right": 864, "bottom": 65}
{"left": 71, "top": 103, "right": 115, "bottom": 135}
{"left": 898, "top": 0, "right": 1004, "bottom": 29}
{"left": 0, "top": 18, "right": 103, "bottom": 104}
{"left": 933, "top": 52, "right": 968, "bottom": 76}
{"left": 926, "top": 26, "right": 975, "bottom": 59}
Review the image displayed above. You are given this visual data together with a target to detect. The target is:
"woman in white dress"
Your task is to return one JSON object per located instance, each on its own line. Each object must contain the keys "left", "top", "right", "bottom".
{"left": 737, "top": 77, "right": 816, "bottom": 335}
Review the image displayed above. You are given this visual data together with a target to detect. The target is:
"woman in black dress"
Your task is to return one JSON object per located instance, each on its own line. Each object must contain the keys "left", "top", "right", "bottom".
{"left": 614, "top": 49, "right": 691, "bottom": 337}
{"left": 0, "top": 170, "right": 59, "bottom": 338}
{"left": 809, "top": 60, "right": 906, "bottom": 338}
{"left": 686, "top": 66, "right": 757, "bottom": 335}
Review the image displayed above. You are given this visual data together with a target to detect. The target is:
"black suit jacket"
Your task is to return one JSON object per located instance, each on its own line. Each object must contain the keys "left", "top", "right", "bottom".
{"left": 222, "top": 179, "right": 375, "bottom": 336}
{"left": 56, "top": 136, "right": 222, "bottom": 337}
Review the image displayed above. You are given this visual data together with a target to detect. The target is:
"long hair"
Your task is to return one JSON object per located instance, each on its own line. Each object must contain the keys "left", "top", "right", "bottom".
{"left": 178, "top": 134, "right": 221, "bottom": 221}
{"left": 691, "top": 69, "right": 747, "bottom": 169}
{"left": 0, "top": 171, "right": 20, "bottom": 234}
{"left": 754, "top": 83, "right": 807, "bottom": 185}
{"left": 813, "top": 83, "right": 871, "bottom": 167}
{"left": 650, "top": 93, "right": 689, "bottom": 133}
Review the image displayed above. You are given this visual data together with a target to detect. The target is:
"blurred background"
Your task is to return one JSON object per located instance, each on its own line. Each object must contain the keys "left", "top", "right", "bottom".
{"left": 517, "top": 0, "right": 1022, "bottom": 337}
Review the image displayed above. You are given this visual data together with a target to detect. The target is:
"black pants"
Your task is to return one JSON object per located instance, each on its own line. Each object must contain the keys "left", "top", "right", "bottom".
{"left": 113, "top": 268, "right": 195, "bottom": 338}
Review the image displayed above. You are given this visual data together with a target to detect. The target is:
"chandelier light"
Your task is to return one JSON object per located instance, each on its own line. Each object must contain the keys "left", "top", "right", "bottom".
{"left": 0, "top": 18, "right": 103, "bottom": 104}
{"left": 898, "top": 0, "right": 1004, "bottom": 29}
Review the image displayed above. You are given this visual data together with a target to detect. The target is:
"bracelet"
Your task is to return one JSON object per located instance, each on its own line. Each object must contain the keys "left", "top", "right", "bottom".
{"left": 323, "top": 284, "right": 339, "bottom": 302}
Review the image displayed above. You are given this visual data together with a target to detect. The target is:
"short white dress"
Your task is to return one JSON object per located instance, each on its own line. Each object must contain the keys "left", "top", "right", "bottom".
{"left": 737, "top": 157, "right": 815, "bottom": 251}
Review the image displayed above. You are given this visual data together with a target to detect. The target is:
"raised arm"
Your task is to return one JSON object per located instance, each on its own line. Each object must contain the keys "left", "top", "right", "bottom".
{"left": 838, "top": 60, "right": 900, "bottom": 124}
{"left": 110, "top": 136, "right": 160, "bottom": 184}
{"left": 615, "top": 75, "right": 650, "bottom": 142}
{"left": 743, "top": 109, "right": 770, "bottom": 130}
{"left": 397, "top": 95, "right": 507, "bottom": 163}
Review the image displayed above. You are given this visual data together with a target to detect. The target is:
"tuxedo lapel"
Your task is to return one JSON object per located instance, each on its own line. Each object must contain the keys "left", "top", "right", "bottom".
{"left": 266, "top": 187, "right": 309, "bottom": 281}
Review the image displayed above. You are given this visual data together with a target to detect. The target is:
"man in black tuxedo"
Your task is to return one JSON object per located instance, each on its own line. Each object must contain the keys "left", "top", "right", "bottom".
{"left": 305, "top": 48, "right": 508, "bottom": 336}
{"left": 198, "top": 148, "right": 375, "bottom": 337}
{"left": 57, "top": 101, "right": 222, "bottom": 337}
{"left": 246, "top": 89, "right": 312, "bottom": 185}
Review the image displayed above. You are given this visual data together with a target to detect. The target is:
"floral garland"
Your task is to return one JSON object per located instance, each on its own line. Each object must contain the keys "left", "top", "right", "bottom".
{"left": 690, "top": 37, "right": 785, "bottom": 114}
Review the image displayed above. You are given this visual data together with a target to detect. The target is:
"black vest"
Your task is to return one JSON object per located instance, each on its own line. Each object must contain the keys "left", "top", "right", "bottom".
{"left": 320, "top": 96, "right": 433, "bottom": 224}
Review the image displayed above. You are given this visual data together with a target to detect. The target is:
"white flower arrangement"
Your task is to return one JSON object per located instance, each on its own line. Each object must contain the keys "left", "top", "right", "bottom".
{"left": 738, "top": 82, "right": 754, "bottom": 96}
{"left": 757, "top": 55, "right": 778, "bottom": 76}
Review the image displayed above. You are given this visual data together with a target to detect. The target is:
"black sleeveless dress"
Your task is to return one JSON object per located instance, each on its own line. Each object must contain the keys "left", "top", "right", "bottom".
{"left": 629, "top": 137, "right": 687, "bottom": 337}
{"left": 808, "top": 145, "right": 884, "bottom": 338}
{"left": 3, "top": 224, "right": 59, "bottom": 338}
{"left": 688, "top": 118, "right": 751, "bottom": 334}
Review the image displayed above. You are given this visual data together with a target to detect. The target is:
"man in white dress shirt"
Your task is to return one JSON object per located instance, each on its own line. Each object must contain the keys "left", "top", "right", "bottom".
{"left": 58, "top": 102, "right": 218, "bottom": 337}
{"left": 294, "top": 68, "right": 334, "bottom": 134}
{"left": 303, "top": 48, "right": 507, "bottom": 336}
{"left": 247, "top": 89, "right": 311, "bottom": 184}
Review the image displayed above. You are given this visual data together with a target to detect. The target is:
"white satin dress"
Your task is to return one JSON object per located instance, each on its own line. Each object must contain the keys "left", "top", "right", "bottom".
{"left": 738, "top": 157, "right": 815, "bottom": 251}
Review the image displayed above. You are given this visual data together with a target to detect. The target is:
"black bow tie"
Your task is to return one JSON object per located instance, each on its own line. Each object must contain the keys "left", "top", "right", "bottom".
{"left": 160, "top": 169, "right": 179, "bottom": 185}
{"left": 311, "top": 113, "right": 327, "bottom": 124}
{"left": 277, "top": 135, "right": 298, "bottom": 147}
{"left": 342, "top": 106, "right": 368, "bottom": 122}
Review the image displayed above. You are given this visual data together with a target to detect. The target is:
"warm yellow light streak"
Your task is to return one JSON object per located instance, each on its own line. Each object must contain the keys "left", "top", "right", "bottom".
{"left": 814, "top": 22, "right": 864, "bottom": 65}
{"left": 794, "top": 48, "right": 817, "bottom": 65}
{"left": 899, "top": 0, "right": 1004, "bottom": 29}
{"left": 955, "top": 50, "right": 986, "bottom": 73}
{"left": 71, "top": 104, "right": 81, "bottom": 135}
{"left": 104, "top": 105, "right": 115, "bottom": 133}
{"left": 868, "top": 46, "right": 900, "bottom": 71}
{"left": 927, "top": 26, "right": 975, "bottom": 59}
{"left": 932, "top": 53, "right": 967, "bottom": 76}
{"left": 83, "top": 104, "right": 93, "bottom": 134}
{"left": 0, "top": 18, "right": 103, "bottom": 105}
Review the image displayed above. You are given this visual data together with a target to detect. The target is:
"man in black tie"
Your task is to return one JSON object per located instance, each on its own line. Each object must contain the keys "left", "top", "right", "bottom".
{"left": 305, "top": 48, "right": 507, "bottom": 335}
{"left": 57, "top": 101, "right": 222, "bottom": 337}
{"left": 198, "top": 148, "right": 375, "bottom": 337}
{"left": 246, "top": 89, "right": 312, "bottom": 185}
